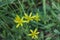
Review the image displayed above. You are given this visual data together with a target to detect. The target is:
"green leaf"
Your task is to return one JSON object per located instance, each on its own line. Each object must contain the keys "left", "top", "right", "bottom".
{"left": 45, "top": 37, "right": 52, "bottom": 40}
{"left": 44, "top": 23, "right": 55, "bottom": 29}
{"left": 54, "top": 29, "right": 60, "bottom": 34}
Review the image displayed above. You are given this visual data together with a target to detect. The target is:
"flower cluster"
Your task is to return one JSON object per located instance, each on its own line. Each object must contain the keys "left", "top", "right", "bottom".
{"left": 14, "top": 12, "right": 40, "bottom": 39}
{"left": 14, "top": 12, "right": 40, "bottom": 28}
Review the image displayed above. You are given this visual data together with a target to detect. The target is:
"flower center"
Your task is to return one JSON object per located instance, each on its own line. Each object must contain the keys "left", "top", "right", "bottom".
{"left": 32, "top": 32, "right": 36, "bottom": 36}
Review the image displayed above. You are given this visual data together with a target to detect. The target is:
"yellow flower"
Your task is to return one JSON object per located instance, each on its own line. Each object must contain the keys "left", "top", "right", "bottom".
{"left": 28, "top": 28, "right": 39, "bottom": 39}
{"left": 24, "top": 12, "right": 35, "bottom": 23}
{"left": 33, "top": 13, "right": 40, "bottom": 22}
{"left": 14, "top": 15, "right": 26, "bottom": 28}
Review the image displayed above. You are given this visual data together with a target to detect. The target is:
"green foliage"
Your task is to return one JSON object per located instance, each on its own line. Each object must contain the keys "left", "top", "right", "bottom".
{"left": 0, "top": 0, "right": 60, "bottom": 40}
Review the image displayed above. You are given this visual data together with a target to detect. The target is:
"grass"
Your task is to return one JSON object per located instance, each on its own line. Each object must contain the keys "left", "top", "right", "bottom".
{"left": 0, "top": 0, "right": 60, "bottom": 40}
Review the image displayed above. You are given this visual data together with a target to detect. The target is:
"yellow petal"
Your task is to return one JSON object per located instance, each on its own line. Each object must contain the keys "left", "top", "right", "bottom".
{"left": 29, "top": 12, "right": 32, "bottom": 17}
{"left": 32, "top": 36, "right": 35, "bottom": 39}
{"left": 16, "top": 15, "right": 20, "bottom": 19}
{"left": 35, "top": 19, "right": 40, "bottom": 22}
{"left": 20, "top": 24, "right": 23, "bottom": 26}
{"left": 28, "top": 34, "right": 32, "bottom": 36}
{"left": 35, "top": 35, "right": 38, "bottom": 38}
{"left": 34, "top": 28, "right": 37, "bottom": 33}
{"left": 23, "top": 21, "right": 27, "bottom": 23}
{"left": 31, "top": 16, "right": 35, "bottom": 18}
{"left": 14, "top": 20, "right": 18, "bottom": 23}
{"left": 30, "top": 30, "right": 33, "bottom": 33}
{"left": 16, "top": 24, "right": 20, "bottom": 28}
{"left": 24, "top": 13, "right": 28, "bottom": 17}
{"left": 36, "top": 32, "right": 39, "bottom": 34}
{"left": 22, "top": 17, "right": 24, "bottom": 20}
{"left": 14, "top": 15, "right": 21, "bottom": 22}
